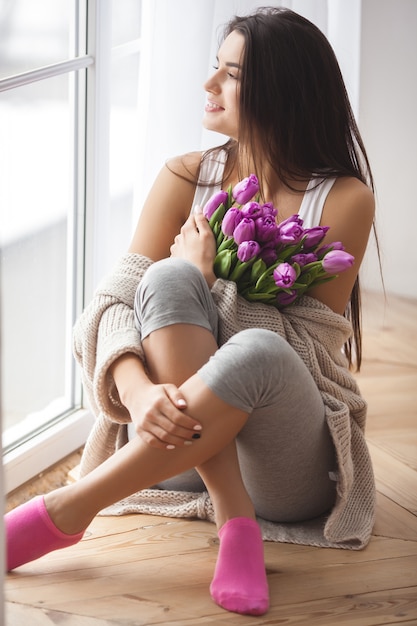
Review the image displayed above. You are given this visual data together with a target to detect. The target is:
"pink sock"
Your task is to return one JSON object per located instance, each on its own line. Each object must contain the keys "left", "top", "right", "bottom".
{"left": 5, "top": 495, "right": 85, "bottom": 571}
{"left": 210, "top": 517, "right": 269, "bottom": 616}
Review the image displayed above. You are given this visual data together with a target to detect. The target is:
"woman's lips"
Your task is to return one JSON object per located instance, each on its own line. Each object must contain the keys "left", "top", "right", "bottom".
{"left": 205, "top": 101, "right": 224, "bottom": 112}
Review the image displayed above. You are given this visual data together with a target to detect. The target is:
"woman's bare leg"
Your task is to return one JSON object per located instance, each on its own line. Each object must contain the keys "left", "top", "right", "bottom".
{"left": 139, "top": 322, "right": 256, "bottom": 529}
{"left": 135, "top": 323, "right": 268, "bottom": 616}
{"left": 7, "top": 322, "right": 268, "bottom": 615}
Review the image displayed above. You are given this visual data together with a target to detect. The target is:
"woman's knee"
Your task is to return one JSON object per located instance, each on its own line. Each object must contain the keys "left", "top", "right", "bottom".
{"left": 231, "top": 328, "right": 287, "bottom": 356}
{"left": 197, "top": 329, "right": 299, "bottom": 413}
{"left": 135, "top": 258, "right": 218, "bottom": 339}
{"left": 138, "top": 258, "right": 201, "bottom": 297}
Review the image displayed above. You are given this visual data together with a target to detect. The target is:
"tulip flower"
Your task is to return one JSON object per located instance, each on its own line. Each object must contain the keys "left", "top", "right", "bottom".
{"left": 221, "top": 207, "right": 243, "bottom": 237}
{"left": 203, "top": 190, "right": 228, "bottom": 220}
{"left": 255, "top": 215, "right": 279, "bottom": 243}
{"left": 260, "top": 202, "right": 277, "bottom": 217}
{"left": 237, "top": 240, "right": 261, "bottom": 262}
{"left": 302, "top": 226, "right": 329, "bottom": 249}
{"left": 259, "top": 244, "right": 278, "bottom": 265}
{"left": 273, "top": 263, "right": 297, "bottom": 288}
{"left": 322, "top": 250, "right": 354, "bottom": 274}
{"left": 279, "top": 214, "right": 303, "bottom": 228}
{"left": 291, "top": 252, "right": 318, "bottom": 267}
{"left": 232, "top": 174, "right": 259, "bottom": 204}
{"left": 276, "top": 290, "right": 298, "bottom": 306}
{"left": 241, "top": 201, "right": 263, "bottom": 218}
{"left": 202, "top": 174, "right": 355, "bottom": 310}
{"left": 233, "top": 217, "right": 256, "bottom": 244}
{"left": 278, "top": 220, "right": 304, "bottom": 244}
{"left": 316, "top": 241, "right": 345, "bottom": 257}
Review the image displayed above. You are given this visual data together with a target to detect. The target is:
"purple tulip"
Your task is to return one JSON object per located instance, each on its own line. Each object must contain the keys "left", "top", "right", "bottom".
{"left": 291, "top": 252, "right": 318, "bottom": 267}
{"left": 316, "top": 241, "right": 345, "bottom": 257}
{"left": 202, "top": 190, "right": 228, "bottom": 220}
{"left": 279, "top": 214, "right": 303, "bottom": 228}
{"left": 237, "top": 240, "right": 261, "bottom": 262}
{"left": 232, "top": 174, "right": 259, "bottom": 204}
{"left": 260, "top": 202, "right": 277, "bottom": 217}
{"left": 278, "top": 220, "right": 304, "bottom": 244}
{"left": 241, "top": 201, "right": 263, "bottom": 218}
{"left": 259, "top": 245, "right": 278, "bottom": 265}
{"left": 322, "top": 250, "right": 354, "bottom": 274}
{"left": 302, "top": 226, "right": 330, "bottom": 249}
{"left": 255, "top": 215, "right": 279, "bottom": 242}
{"left": 221, "top": 207, "right": 243, "bottom": 237}
{"left": 273, "top": 263, "right": 297, "bottom": 288}
{"left": 233, "top": 217, "right": 256, "bottom": 244}
{"left": 276, "top": 289, "right": 298, "bottom": 307}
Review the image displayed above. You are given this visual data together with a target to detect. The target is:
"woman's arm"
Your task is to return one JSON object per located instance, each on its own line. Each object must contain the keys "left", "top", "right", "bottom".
{"left": 129, "top": 151, "right": 203, "bottom": 260}
{"left": 107, "top": 151, "right": 210, "bottom": 446}
{"left": 307, "top": 177, "right": 375, "bottom": 314}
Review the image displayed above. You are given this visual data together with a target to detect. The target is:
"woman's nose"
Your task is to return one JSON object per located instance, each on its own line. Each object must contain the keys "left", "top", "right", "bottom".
{"left": 204, "top": 73, "right": 220, "bottom": 94}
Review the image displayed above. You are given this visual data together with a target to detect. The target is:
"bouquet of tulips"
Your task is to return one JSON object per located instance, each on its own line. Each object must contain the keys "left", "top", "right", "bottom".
{"left": 202, "top": 174, "right": 354, "bottom": 309}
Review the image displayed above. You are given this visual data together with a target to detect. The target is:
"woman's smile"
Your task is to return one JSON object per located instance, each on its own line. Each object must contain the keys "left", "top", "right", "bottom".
{"left": 205, "top": 100, "right": 225, "bottom": 113}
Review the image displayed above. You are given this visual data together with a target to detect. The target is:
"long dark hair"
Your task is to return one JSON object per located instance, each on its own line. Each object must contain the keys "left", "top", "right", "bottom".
{"left": 203, "top": 7, "right": 376, "bottom": 370}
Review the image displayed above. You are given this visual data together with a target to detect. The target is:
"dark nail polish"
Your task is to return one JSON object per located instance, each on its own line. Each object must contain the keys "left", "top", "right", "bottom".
{"left": 192, "top": 433, "right": 201, "bottom": 440}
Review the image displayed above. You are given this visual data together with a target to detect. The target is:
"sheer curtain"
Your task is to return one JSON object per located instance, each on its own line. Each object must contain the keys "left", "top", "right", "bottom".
{"left": 132, "top": 0, "right": 361, "bottom": 225}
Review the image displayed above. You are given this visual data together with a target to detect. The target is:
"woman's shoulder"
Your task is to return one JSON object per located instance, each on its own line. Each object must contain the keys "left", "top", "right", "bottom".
{"left": 330, "top": 176, "right": 375, "bottom": 219}
{"left": 166, "top": 150, "right": 204, "bottom": 182}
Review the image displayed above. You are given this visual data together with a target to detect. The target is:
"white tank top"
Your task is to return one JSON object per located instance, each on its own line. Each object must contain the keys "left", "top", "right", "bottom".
{"left": 192, "top": 150, "right": 336, "bottom": 228}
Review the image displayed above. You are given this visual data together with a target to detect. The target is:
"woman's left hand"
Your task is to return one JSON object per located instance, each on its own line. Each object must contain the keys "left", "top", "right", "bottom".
{"left": 170, "top": 207, "right": 217, "bottom": 286}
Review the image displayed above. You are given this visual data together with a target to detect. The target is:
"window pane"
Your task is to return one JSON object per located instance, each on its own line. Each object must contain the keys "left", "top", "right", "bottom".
{"left": 0, "top": 0, "right": 72, "bottom": 79}
{"left": 0, "top": 72, "right": 79, "bottom": 447}
{"left": 108, "top": 51, "right": 140, "bottom": 267}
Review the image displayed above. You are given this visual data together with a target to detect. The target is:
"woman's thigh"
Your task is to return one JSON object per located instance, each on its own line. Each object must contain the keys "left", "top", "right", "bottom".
{"left": 197, "top": 328, "right": 337, "bottom": 522}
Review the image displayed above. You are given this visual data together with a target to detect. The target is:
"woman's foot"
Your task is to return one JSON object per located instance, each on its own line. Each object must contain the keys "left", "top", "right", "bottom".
{"left": 5, "top": 495, "right": 85, "bottom": 571}
{"left": 210, "top": 516, "right": 269, "bottom": 616}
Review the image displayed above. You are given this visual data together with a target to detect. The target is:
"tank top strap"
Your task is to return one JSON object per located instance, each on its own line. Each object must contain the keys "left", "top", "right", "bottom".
{"left": 191, "top": 149, "right": 227, "bottom": 213}
{"left": 298, "top": 177, "right": 337, "bottom": 228}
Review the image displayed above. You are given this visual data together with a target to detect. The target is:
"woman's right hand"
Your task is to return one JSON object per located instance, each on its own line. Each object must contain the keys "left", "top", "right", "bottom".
{"left": 111, "top": 352, "right": 203, "bottom": 450}
{"left": 125, "top": 381, "right": 202, "bottom": 450}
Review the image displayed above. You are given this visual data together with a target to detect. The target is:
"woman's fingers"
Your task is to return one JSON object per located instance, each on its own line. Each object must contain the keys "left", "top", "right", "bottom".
{"left": 135, "top": 384, "right": 202, "bottom": 450}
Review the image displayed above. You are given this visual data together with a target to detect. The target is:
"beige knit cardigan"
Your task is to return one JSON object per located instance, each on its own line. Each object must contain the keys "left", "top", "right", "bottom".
{"left": 73, "top": 252, "right": 376, "bottom": 550}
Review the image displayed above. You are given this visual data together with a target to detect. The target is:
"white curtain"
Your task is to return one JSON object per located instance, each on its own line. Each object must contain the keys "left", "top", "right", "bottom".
{"left": 132, "top": 0, "right": 361, "bottom": 224}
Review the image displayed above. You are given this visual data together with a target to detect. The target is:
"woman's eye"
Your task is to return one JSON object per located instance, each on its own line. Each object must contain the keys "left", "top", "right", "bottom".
{"left": 227, "top": 72, "right": 238, "bottom": 80}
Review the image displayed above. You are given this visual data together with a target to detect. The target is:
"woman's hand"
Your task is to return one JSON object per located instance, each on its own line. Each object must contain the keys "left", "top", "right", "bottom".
{"left": 125, "top": 380, "right": 202, "bottom": 450}
{"left": 170, "top": 207, "right": 217, "bottom": 287}
{"left": 111, "top": 353, "right": 202, "bottom": 450}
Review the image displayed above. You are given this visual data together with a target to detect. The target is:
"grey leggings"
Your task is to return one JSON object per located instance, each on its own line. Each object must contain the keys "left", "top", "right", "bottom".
{"left": 133, "top": 258, "right": 337, "bottom": 523}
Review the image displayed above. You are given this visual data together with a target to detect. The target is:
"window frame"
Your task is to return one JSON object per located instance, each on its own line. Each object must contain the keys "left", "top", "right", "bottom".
{"left": 1, "top": 0, "right": 105, "bottom": 493}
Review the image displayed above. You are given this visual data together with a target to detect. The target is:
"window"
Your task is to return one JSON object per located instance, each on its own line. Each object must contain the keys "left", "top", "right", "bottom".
{"left": 1, "top": 0, "right": 142, "bottom": 492}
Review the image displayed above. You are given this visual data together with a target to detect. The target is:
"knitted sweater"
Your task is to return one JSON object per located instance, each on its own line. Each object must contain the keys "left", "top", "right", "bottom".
{"left": 73, "top": 252, "right": 376, "bottom": 550}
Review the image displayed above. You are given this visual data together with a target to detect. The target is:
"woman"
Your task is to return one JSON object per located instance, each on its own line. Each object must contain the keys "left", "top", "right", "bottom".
{"left": 6, "top": 7, "right": 376, "bottom": 617}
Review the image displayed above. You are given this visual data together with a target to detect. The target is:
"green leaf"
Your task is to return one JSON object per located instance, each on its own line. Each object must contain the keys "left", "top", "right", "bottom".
{"left": 217, "top": 236, "right": 237, "bottom": 253}
{"left": 208, "top": 203, "right": 227, "bottom": 229}
{"left": 250, "top": 258, "right": 267, "bottom": 282}
{"left": 229, "top": 258, "right": 256, "bottom": 283}
{"left": 213, "top": 250, "right": 233, "bottom": 278}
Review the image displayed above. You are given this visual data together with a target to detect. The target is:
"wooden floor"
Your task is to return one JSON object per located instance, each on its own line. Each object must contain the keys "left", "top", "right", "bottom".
{"left": 5, "top": 291, "right": 417, "bottom": 625}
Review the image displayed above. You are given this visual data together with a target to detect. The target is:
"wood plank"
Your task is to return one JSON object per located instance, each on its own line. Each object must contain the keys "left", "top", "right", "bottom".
{"left": 262, "top": 588, "right": 417, "bottom": 626}
{"left": 5, "top": 515, "right": 417, "bottom": 624}
{"left": 368, "top": 441, "right": 417, "bottom": 513}
{"left": 4, "top": 602, "right": 123, "bottom": 626}
{"left": 373, "top": 492, "right": 417, "bottom": 541}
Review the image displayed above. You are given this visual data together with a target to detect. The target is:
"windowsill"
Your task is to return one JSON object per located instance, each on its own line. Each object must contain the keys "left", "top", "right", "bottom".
{"left": 3, "top": 409, "right": 95, "bottom": 495}
{"left": 5, "top": 449, "right": 83, "bottom": 512}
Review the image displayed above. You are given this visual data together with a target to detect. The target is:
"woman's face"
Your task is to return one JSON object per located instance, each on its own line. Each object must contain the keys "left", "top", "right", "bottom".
{"left": 202, "top": 30, "right": 244, "bottom": 140}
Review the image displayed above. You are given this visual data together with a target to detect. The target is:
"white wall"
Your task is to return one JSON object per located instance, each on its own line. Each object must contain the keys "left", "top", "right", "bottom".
{"left": 359, "top": 0, "right": 417, "bottom": 297}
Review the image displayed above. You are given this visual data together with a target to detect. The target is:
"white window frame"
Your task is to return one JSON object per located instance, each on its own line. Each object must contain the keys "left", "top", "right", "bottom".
{"left": 1, "top": 0, "right": 110, "bottom": 493}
